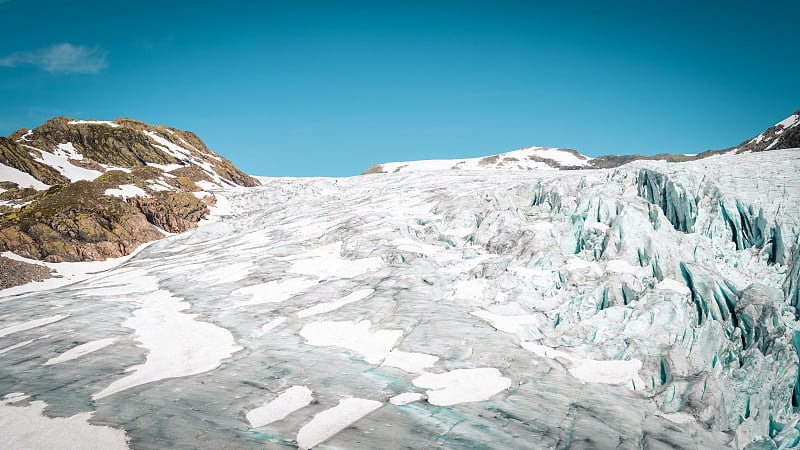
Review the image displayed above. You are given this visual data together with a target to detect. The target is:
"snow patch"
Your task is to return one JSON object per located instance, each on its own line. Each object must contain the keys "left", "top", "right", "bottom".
{"left": 389, "top": 392, "right": 424, "bottom": 405}
{"left": 521, "top": 342, "right": 645, "bottom": 388}
{"left": 381, "top": 349, "right": 439, "bottom": 373}
{"left": 0, "top": 398, "right": 129, "bottom": 449}
{"left": 55, "top": 142, "right": 83, "bottom": 160}
{"left": 471, "top": 310, "right": 542, "bottom": 337}
{"left": 68, "top": 120, "right": 119, "bottom": 128}
{"left": 286, "top": 242, "right": 383, "bottom": 279}
{"left": 246, "top": 385, "right": 313, "bottom": 428}
{"left": 0, "top": 243, "right": 155, "bottom": 299}
{"left": 0, "top": 162, "right": 50, "bottom": 190}
{"left": 229, "top": 277, "right": 318, "bottom": 309}
{"left": 16, "top": 130, "right": 33, "bottom": 142}
{"left": 259, "top": 317, "right": 286, "bottom": 333}
{"left": 296, "top": 288, "right": 374, "bottom": 318}
{"left": 569, "top": 359, "right": 644, "bottom": 386}
{"left": 0, "top": 315, "right": 69, "bottom": 339}
{"left": 656, "top": 278, "right": 691, "bottom": 295}
{"left": 777, "top": 114, "right": 799, "bottom": 128}
{"left": 656, "top": 411, "right": 697, "bottom": 424}
{"left": 44, "top": 338, "right": 117, "bottom": 366}
{"left": 104, "top": 185, "right": 148, "bottom": 200}
{"left": 93, "top": 286, "right": 241, "bottom": 400}
{"left": 146, "top": 162, "right": 185, "bottom": 172}
{"left": 0, "top": 339, "right": 36, "bottom": 355}
{"left": 412, "top": 368, "right": 511, "bottom": 406}
{"left": 299, "top": 320, "right": 402, "bottom": 364}
{"left": 605, "top": 259, "right": 641, "bottom": 274}
{"left": 25, "top": 143, "right": 102, "bottom": 182}
{"left": 296, "top": 398, "right": 382, "bottom": 450}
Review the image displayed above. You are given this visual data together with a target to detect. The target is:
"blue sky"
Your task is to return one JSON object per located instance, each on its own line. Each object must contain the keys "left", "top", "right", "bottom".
{"left": 0, "top": 1, "right": 798, "bottom": 176}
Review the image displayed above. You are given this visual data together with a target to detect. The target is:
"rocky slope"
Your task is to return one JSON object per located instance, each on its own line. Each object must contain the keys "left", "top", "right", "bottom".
{"left": 364, "top": 108, "right": 800, "bottom": 173}
{"left": 0, "top": 117, "right": 259, "bottom": 268}
{"left": 728, "top": 109, "right": 800, "bottom": 153}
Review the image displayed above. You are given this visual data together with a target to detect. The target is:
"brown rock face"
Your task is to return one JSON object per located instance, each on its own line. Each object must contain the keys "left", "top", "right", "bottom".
{"left": 129, "top": 192, "right": 211, "bottom": 233}
{"left": 0, "top": 188, "right": 165, "bottom": 262}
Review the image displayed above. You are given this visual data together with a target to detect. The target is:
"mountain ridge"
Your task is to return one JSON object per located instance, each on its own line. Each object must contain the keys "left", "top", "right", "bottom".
{"left": 363, "top": 108, "right": 800, "bottom": 174}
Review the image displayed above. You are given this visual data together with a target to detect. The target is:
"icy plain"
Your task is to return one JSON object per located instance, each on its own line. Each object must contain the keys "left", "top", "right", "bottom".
{"left": 0, "top": 149, "right": 799, "bottom": 448}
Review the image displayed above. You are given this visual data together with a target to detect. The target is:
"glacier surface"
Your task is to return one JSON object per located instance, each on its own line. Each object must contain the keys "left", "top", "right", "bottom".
{"left": 0, "top": 149, "right": 799, "bottom": 448}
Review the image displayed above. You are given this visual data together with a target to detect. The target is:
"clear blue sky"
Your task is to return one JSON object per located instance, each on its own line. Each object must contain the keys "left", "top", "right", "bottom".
{"left": 1, "top": 1, "right": 798, "bottom": 176}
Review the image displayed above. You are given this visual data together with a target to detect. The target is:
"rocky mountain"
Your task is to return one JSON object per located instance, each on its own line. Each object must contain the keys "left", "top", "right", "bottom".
{"left": 0, "top": 117, "right": 258, "bottom": 285}
{"left": 727, "top": 109, "right": 800, "bottom": 153}
{"left": 364, "top": 108, "right": 800, "bottom": 173}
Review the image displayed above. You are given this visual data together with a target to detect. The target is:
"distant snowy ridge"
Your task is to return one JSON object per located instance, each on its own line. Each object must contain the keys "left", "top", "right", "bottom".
{"left": 364, "top": 146, "right": 591, "bottom": 174}
{"left": 364, "top": 108, "right": 800, "bottom": 174}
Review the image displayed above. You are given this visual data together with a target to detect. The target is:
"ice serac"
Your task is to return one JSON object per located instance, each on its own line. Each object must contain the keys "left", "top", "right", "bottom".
{"left": 636, "top": 167, "right": 697, "bottom": 233}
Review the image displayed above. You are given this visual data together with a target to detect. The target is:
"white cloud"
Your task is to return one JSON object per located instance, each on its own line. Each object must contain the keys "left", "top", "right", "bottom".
{"left": 0, "top": 43, "right": 107, "bottom": 74}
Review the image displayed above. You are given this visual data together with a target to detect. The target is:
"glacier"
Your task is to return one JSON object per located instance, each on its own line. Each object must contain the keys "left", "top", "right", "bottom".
{"left": 0, "top": 149, "right": 799, "bottom": 448}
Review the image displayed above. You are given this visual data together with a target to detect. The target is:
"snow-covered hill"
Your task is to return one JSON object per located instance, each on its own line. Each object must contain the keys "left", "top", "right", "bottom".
{"left": 364, "top": 108, "right": 800, "bottom": 174}
{"left": 364, "top": 146, "right": 592, "bottom": 173}
{"left": 1, "top": 147, "right": 799, "bottom": 449}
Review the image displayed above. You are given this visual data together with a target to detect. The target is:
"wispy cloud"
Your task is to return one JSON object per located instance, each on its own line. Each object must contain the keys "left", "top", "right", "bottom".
{"left": 0, "top": 43, "right": 107, "bottom": 74}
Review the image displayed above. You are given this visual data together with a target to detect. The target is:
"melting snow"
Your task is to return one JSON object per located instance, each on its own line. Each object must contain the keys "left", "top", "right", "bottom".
{"left": 246, "top": 385, "right": 313, "bottom": 428}
{"left": 412, "top": 368, "right": 511, "bottom": 406}
{"left": 25, "top": 143, "right": 102, "bottom": 182}
{"left": 285, "top": 242, "right": 383, "bottom": 279}
{"left": 0, "top": 162, "right": 50, "bottom": 190}
{"left": 0, "top": 315, "right": 69, "bottom": 339}
{"left": 777, "top": 114, "right": 799, "bottom": 128}
{"left": 296, "top": 398, "right": 382, "bottom": 450}
{"left": 104, "top": 185, "right": 148, "bottom": 200}
{"left": 93, "top": 276, "right": 242, "bottom": 400}
{"left": 67, "top": 120, "right": 119, "bottom": 128}
{"left": 44, "top": 338, "right": 117, "bottom": 366}
{"left": 381, "top": 349, "right": 439, "bottom": 373}
{"left": 296, "top": 288, "right": 374, "bottom": 318}
{"left": 389, "top": 392, "right": 424, "bottom": 405}
{"left": 299, "top": 320, "right": 402, "bottom": 364}
{"left": 16, "top": 130, "right": 33, "bottom": 142}
{"left": 521, "top": 342, "right": 645, "bottom": 388}
{"left": 229, "top": 277, "right": 318, "bottom": 309}
{"left": 0, "top": 397, "right": 129, "bottom": 449}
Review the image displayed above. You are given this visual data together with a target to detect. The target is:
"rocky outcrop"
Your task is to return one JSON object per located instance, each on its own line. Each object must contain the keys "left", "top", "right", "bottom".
{"left": 129, "top": 192, "right": 211, "bottom": 233}
{"left": 0, "top": 256, "right": 56, "bottom": 289}
{"left": 729, "top": 109, "right": 800, "bottom": 153}
{"left": 0, "top": 116, "right": 259, "bottom": 268}
{"left": 0, "top": 181, "right": 165, "bottom": 262}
